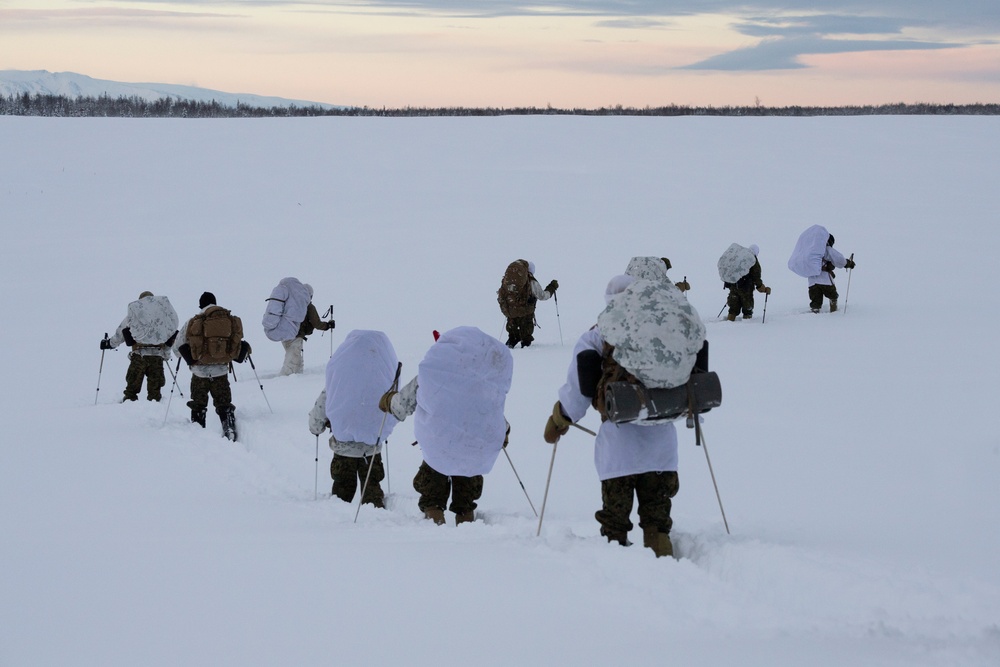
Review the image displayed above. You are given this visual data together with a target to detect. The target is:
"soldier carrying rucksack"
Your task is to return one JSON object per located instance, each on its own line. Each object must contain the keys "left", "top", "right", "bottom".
{"left": 543, "top": 273, "right": 711, "bottom": 558}
{"left": 100, "top": 291, "right": 179, "bottom": 402}
{"left": 174, "top": 291, "right": 250, "bottom": 441}
{"left": 718, "top": 243, "right": 770, "bottom": 321}
{"left": 497, "top": 259, "right": 558, "bottom": 348}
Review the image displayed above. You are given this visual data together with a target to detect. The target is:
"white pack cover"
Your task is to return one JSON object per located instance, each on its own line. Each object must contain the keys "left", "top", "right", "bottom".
{"left": 788, "top": 224, "right": 831, "bottom": 278}
{"left": 718, "top": 243, "right": 757, "bottom": 283}
{"left": 324, "top": 330, "right": 399, "bottom": 446}
{"left": 262, "top": 277, "right": 311, "bottom": 342}
{"left": 127, "top": 295, "right": 178, "bottom": 345}
{"left": 597, "top": 279, "right": 706, "bottom": 389}
{"left": 625, "top": 256, "right": 670, "bottom": 282}
{"left": 415, "top": 327, "right": 513, "bottom": 477}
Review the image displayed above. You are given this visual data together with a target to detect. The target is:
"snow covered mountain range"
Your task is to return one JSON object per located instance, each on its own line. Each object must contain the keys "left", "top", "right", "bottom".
{"left": 0, "top": 69, "right": 336, "bottom": 109}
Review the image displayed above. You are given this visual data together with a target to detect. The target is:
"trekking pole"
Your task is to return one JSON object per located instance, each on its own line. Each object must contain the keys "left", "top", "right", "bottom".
{"left": 553, "top": 292, "right": 564, "bottom": 345}
{"left": 570, "top": 422, "right": 597, "bottom": 436}
{"left": 314, "top": 434, "right": 320, "bottom": 500}
{"left": 687, "top": 397, "right": 730, "bottom": 534}
{"left": 355, "top": 361, "right": 403, "bottom": 523}
{"left": 503, "top": 447, "right": 538, "bottom": 517}
{"left": 843, "top": 253, "right": 854, "bottom": 314}
{"left": 162, "top": 357, "right": 183, "bottom": 426}
{"left": 322, "top": 305, "right": 334, "bottom": 357}
{"left": 717, "top": 302, "right": 727, "bottom": 319}
{"left": 762, "top": 291, "right": 769, "bottom": 324}
{"left": 164, "top": 358, "right": 184, "bottom": 398}
{"left": 246, "top": 355, "right": 273, "bottom": 413}
{"left": 95, "top": 333, "right": 109, "bottom": 404}
{"left": 537, "top": 441, "right": 558, "bottom": 536}
{"left": 228, "top": 361, "right": 237, "bottom": 382}
{"left": 384, "top": 437, "right": 391, "bottom": 495}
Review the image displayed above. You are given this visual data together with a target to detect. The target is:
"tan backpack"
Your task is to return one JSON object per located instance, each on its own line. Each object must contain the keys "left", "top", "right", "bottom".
{"left": 187, "top": 306, "right": 243, "bottom": 364}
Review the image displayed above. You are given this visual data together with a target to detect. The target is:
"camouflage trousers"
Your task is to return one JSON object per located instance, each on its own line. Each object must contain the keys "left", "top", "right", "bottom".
{"left": 187, "top": 374, "right": 234, "bottom": 416}
{"left": 808, "top": 284, "right": 839, "bottom": 311}
{"left": 596, "top": 471, "right": 679, "bottom": 541}
{"left": 331, "top": 453, "right": 385, "bottom": 507}
{"left": 727, "top": 288, "right": 755, "bottom": 319}
{"left": 505, "top": 314, "right": 536, "bottom": 348}
{"left": 124, "top": 353, "right": 165, "bottom": 401}
{"left": 413, "top": 461, "right": 483, "bottom": 514}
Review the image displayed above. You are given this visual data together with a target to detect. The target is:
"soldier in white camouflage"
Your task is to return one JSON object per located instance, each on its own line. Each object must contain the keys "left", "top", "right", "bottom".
{"left": 101, "top": 291, "right": 178, "bottom": 402}
{"left": 723, "top": 245, "right": 770, "bottom": 321}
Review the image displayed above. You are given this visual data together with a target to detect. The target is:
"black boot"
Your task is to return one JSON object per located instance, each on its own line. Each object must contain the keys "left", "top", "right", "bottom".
{"left": 220, "top": 409, "right": 237, "bottom": 442}
{"left": 191, "top": 408, "right": 207, "bottom": 428}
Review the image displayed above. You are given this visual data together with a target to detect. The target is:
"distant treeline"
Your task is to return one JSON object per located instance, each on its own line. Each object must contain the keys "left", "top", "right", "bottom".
{"left": 3, "top": 92, "right": 999, "bottom": 118}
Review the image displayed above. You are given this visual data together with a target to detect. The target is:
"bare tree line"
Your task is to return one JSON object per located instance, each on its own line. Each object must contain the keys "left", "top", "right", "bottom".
{"left": 3, "top": 92, "right": 999, "bottom": 118}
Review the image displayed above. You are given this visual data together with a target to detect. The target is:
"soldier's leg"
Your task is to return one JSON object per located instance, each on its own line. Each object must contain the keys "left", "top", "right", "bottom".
{"left": 122, "top": 353, "right": 145, "bottom": 401}
{"left": 825, "top": 285, "right": 840, "bottom": 312}
{"left": 808, "top": 285, "right": 824, "bottom": 312}
{"left": 280, "top": 338, "right": 305, "bottom": 375}
{"left": 358, "top": 453, "right": 386, "bottom": 508}
{"left": 209, "top": 375, "right": 234, "bottom": 417}
{"left": 726, "top": 290, "right": 741, "bottom": 321}
{"left": 595, "top": 475, "right": 637, "bottom": 545}
{"left": 330, "top": 454, "right": 359, "bottom": 503}
{"left": 636, "top": 471, "right": 678, "bottom": 558}
{"left": 145, "top": 355, "right": 166, "bottom": 401}
{"left": 504, "top": 318, "right": 520, "bottom": 348}
{"left": 413, "top": 461, "right": 449, "bottom": 523}
{"left": 635, "top": 471, "right": 678, "bottom": 534}
{"left": 208, "top": 376, "right": 236, "bottom": 438}
{"left": 187, "top": 376, "right": 210, "bottom": 426}
{"left": 520, "top": 315, "right": 536, "bottom": 347}
{"left": 741, "top": 290, "right": 755, "bottom": 319}
{"left": 449, "top": 474, "right": 484, "bottom": 523}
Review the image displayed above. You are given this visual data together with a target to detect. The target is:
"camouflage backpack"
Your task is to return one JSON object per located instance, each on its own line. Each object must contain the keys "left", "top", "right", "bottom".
{"left": 593, "top": 342, "right": 643, "bottom": 422}
{"left": 497, "top": 260, "right": 534, "bottom": 318}
{"left": 187, "top": 306, "right": 243, "bottom": 364}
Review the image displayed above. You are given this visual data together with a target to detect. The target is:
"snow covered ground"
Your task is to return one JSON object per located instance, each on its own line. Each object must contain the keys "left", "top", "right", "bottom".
{"left": 2, "top": 115, "right": 999, "bottom": 666}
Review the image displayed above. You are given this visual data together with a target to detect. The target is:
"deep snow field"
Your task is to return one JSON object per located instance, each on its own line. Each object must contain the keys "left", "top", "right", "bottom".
{"left": 2, "top": 115, "right": 999, "bottom": 666}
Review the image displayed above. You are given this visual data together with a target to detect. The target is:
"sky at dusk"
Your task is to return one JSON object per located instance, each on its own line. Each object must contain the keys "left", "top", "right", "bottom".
{"left": 3, "top": 1, "right": 1000, "bottom": 107}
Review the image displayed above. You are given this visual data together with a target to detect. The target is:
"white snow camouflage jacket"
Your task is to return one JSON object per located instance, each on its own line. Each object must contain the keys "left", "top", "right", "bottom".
{"left": 558, "top": 326, "right": 679, "bottom": 481}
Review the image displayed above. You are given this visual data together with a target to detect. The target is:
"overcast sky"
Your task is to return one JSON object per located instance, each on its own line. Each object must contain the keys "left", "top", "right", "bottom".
{"left": 3, "top": 0, "right": 999, "bottom": 107}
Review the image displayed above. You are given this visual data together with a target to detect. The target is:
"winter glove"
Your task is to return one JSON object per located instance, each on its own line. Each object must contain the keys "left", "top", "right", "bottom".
{"left": 758, "top": 286, "right": 771, "bottom": 295}
{"left": 545, "top": 279, "right": 559, "bottom": 294}
{"left": 236, "top": 340, "right": 252, "bottom": 364}
{"left": 327, "top": 319, "right": 336, "bottom": 330}
{"left": 845, "top": 258, "right": 856, "bottom": 269}
{"left": 164, "top": 330, "right": 178, "bottom": 348}
{"left": 543, "top": 401, "right": 572, "bottom": 444}
{"left": 178, "top": 343, "right": 194, "bottom": 366}
{"left": 122, "top": 327, "right": 136, "bottom": 347}
{"left": 378, "top": 390, "right": 397, "bottom": 414}
{"left": 675, "top": 280, "right": 691, "bottom": 292}
{"left": 100, "top": 338, "right": 112, "bottom": 350}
